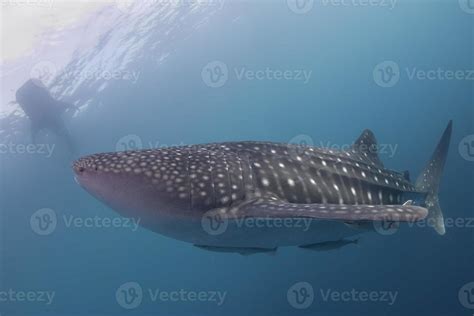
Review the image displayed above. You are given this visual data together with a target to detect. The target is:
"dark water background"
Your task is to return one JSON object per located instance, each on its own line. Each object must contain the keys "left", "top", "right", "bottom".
{"left": 1, "top": 1, "right": 473, "bottom": 315}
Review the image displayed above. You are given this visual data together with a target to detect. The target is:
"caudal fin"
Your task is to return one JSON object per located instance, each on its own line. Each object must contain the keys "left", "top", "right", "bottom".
{"left": 415, "top": 121, "right": 453, "bottom": 235}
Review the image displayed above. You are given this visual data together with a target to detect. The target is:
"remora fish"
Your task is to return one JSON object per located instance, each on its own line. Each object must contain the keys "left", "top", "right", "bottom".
{"left": 299, "top": 238, "right": 359, "bottom": 252}
{"left": 73, "top": 121, "right": 452, "bottom": 253}
{"left": 195, "top": 245, "right": 277, "bottom": 256}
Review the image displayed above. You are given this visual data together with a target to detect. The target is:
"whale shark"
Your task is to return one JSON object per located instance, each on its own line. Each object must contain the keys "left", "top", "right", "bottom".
{"left": 15, "top": 79, "right": 76, "bottom": 151}
{"left": 73, "top": 121, "right": 452, "bottom": 253}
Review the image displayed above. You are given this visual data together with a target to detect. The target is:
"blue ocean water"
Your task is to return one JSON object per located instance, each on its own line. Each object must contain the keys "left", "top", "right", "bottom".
{"left": 0, "top": 1, "right": 473, "bottom": 316}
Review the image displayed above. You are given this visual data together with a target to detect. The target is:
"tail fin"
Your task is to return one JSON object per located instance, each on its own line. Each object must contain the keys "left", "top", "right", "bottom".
{"left": 415, "top": 121, "right": 453, "bottom": 235}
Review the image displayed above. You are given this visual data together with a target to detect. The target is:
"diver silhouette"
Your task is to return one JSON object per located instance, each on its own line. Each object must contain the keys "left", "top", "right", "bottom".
{"left": 15, "top": 79, "right": 77, "bottom": 153}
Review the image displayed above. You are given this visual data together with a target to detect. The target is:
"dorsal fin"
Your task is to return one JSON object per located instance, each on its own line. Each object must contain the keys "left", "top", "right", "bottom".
{"left": 352, "top": 129, "right": 384, "bottom": 167}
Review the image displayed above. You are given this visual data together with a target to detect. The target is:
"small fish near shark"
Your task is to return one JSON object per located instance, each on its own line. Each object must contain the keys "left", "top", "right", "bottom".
{"left": 299, "top": 238, "right": 359, "bottom": 252}
{"left": 195, "top": 245, "right": 278, "bottom": 256}
{"left": 73, "top": 121, "right": 452, "bottom": 254}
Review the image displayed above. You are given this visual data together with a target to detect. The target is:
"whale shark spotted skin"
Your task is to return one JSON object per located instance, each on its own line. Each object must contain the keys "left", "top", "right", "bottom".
{"left": 73, "top": 122, "right": 452, "bottom": 251}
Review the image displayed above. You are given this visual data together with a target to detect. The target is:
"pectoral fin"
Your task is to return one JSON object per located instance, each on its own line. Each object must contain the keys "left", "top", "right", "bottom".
{"left": 223, "top": 196, "right": 428, "bottom": 223}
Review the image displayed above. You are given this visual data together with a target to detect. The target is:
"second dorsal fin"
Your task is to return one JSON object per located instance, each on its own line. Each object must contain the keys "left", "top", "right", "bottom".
{"left": 352, "top": 129, "right": 384, "bottom": 168}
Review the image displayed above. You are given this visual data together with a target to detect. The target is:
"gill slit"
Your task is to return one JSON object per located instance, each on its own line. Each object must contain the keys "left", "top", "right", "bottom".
{"left": 236, "top": 151, "right": 245, "bottom": 201}
{"left": 223, "top": 153, "right": 232, "bottom": 206}
{"left": 186, "top": 148, "right": 193, "bottom": 211}
{"left": 207, "top": 150, "right": 216, "bottom": 207}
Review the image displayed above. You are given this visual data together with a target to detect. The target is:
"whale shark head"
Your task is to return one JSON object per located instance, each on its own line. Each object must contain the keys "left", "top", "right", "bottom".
{"left": 73, "top": 150, "right": 192, "bottom": 223}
